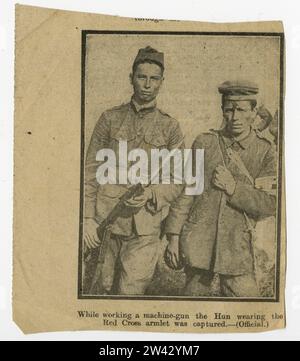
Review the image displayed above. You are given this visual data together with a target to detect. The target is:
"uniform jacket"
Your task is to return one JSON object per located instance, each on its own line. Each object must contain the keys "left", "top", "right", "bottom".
{"left": 85, "top": 99, "right": 184, "bottom": 236}
{"left": 165, "top": 128, "right": 277, "bottom": 275}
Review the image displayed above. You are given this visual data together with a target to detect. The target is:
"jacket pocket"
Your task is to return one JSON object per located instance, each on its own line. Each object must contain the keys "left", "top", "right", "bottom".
{"left": 110, "top": 126, "right": 136, "bottom": 142}
{"left": 144, "top": 131, "right": 168, "bottom": 148}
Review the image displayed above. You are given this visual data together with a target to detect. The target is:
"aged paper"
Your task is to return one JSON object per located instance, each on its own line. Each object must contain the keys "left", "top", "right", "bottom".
{"left": 13, "top": 4, "right": 286, "bottom": 333}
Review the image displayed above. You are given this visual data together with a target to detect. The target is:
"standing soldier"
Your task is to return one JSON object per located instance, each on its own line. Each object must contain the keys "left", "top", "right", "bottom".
{"left": 165, "top": 80, "right": 277, "bottom": 297}
{"left": 83, "top": 46, "right": 184, "bottom": 295}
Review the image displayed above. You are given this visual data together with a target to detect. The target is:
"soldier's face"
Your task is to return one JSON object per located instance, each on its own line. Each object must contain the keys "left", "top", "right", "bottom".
{"left": 222, "top": 100, "right": 257, "bottom": 137}
{"left": 131, "top": 62, "right": 164, "bottom": 103}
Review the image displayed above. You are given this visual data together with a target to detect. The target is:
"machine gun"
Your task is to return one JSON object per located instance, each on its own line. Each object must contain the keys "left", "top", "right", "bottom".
{"left": 84, "top": 183, "right": 144, "bottom": 294}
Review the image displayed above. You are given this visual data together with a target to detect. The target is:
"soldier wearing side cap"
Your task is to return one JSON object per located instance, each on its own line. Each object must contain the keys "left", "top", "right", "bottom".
{"left": 164, "top": 80, "right": 277, "bottom": 297}
{"left": 83, "top": 46, "right": 184, "bottom": 295}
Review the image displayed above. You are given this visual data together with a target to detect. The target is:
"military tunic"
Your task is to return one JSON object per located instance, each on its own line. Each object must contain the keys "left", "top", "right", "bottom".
{"left": 165, "top": 128, "right": 277, "bottom": 277}
{"left": 84, "top": 98, "right": 184, "bottom": 294}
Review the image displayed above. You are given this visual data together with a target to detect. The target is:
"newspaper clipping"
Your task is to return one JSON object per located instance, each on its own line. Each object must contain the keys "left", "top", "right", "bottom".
{"left": 13, "top": 5, "right": 286, "bottom": 333}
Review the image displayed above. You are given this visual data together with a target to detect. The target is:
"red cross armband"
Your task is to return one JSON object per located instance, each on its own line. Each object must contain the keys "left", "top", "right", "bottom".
{"left": 254, "top": 176, "right": 277, "bottom": 196}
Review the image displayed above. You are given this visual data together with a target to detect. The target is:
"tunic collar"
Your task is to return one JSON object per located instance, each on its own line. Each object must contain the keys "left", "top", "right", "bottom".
{"left": 221, "top": 128, "right": 256, "bottom": 150}
{"left": 131, "top": 97, "right": 157, "bottom": 113}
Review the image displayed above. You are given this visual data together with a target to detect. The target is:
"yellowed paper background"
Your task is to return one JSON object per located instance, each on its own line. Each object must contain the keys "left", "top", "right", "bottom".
{"left": 13, "top": 4, "right": 286, "bottom": 333}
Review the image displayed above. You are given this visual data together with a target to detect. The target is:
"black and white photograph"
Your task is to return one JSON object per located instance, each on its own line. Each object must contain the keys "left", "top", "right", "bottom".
{"left": 80, "top": 32, "right": 283, "bottom": 300}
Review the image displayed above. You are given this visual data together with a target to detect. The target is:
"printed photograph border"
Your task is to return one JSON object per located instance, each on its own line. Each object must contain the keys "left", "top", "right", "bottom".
{"left": 78, "top": 30, "right": 285, "bottom": 302}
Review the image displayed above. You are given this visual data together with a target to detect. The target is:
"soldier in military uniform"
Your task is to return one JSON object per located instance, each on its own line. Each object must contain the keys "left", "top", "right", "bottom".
{"left": 83, "top": 46, "right": 184, "bottom": 295}
{"left": 164, "top": 80, "right": 277, "bottom": 297}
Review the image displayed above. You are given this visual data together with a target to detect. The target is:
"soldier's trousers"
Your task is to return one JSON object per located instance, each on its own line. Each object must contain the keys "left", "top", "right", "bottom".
{"left": 100, "top": 233, "right": 160, "bottom": 295}
{"left": 184, "top": 267, "right": 260, "bottom": 297}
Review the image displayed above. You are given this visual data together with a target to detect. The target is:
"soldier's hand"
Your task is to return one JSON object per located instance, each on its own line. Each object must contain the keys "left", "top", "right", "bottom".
{"left": 165, "top": 235, "right": 180, "bottom": 270}
{"left": 213, "top": 165, "right": 236, "bottom": 196}
{"left": 124, "top": 187, "right": 153, "bottom": 208}
{"left": 84, "top": 218, "right": 101, "bottom": 249}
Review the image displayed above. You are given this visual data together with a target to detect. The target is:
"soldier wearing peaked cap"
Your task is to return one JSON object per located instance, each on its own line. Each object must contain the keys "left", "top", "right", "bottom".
{"left": 83, "top": 46, "right": 184, "bottom": 295}
{"left": 164, "top": 80, "right": 277, "bottom": 297}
